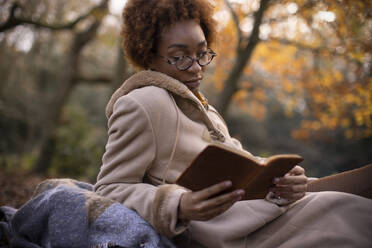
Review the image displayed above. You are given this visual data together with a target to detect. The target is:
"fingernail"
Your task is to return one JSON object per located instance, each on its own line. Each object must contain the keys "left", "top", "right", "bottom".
{"left": 225, "top": 181, "right": 232, "bottom": 187}
{"left": 273, "top": 178, "right": 280, "bottom": 184}
{"left": 235, "top": 189, "right": 245, "bottom": 195}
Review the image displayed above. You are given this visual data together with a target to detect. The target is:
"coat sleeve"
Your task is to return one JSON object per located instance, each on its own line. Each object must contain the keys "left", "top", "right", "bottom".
{"left": 94, "top": 95, "right": 188, "bottom": 237}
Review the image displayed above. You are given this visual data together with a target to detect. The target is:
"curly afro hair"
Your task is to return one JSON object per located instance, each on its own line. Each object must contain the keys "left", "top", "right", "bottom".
{"left": 121, "top": 0, "right": 217, "bottom": 69}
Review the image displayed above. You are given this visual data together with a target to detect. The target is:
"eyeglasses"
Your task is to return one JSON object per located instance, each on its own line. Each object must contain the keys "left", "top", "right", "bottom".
{"left": 158, "top": 48, "right": 217, "bottom": 71}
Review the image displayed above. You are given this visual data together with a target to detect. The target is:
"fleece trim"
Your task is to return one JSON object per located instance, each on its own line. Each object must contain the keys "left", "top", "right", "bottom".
{"left": 152, "top": 184, "right": 190, "bottom": 237}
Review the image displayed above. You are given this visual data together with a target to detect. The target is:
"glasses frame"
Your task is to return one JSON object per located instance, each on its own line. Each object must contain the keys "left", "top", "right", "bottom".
{"left": 158, "top": 48, "right": 217, "bottom": 71}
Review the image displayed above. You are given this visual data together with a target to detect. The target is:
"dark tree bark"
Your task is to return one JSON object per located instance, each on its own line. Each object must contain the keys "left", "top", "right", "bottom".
{"left": 0, "top": 2, "right": 101, "bottom": 32}
{"left": 112, "top": 40, "right": 133, "bottom": 92}
{"left": 33, "top": 1, "right": 109, "bottom": 174}
{"left": 216, "top": 0, "right": 271, "bottom": 117}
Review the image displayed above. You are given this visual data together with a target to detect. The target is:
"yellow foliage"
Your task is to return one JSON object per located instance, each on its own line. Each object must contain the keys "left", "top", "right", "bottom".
{"left": 233, "top": 90, "right": 247, "bottom": 102}
{"left": 283, "top": 79, "right": 294, "bottom": 93}
{"left": 244, "top": 65, "right": 253, "bottom": 74}
{"left": 345, "top": 94, "right": 357, "bottom": 104}
{"left": 212, "top": 67, "right": 228, "bottom": 92}
{"left": 311, "top": 121, "right": 322, "bottom": 131}
{"left": 285, "top": 108, "right": 293, "bottom": 118}
{"left": 241, "top": 81, "right": 252, "bottom": 90}
{"left": 253, "top": 89, "right": 266, "bottom": 101}
{"left": 364, "top": 129, "right": 372, "bottom": 138}
{"left": 350, "top": 53, "right": 364, "bottom": 62}
{"left": 249, "top": 101, "right": 267, "bottom": 121}
{"left": 333, "top": 70, "right": 343, "bottom": 82}
{"left": 291, "top": 129, "right": 310, "bottom": 140}
{"left": 354, "top": 111, "right": 364, "bottom": 126}
{"left": 320, "top": 72, "right": 333, "bottom": 88}
{"left": 328, "top": 117, "right": 338, "bottom": 129}
{"left": 345, "top": 129, "right": 354, "bottom": 139}
{"left": 341, "top": 118, "right": 351, "bottom": 128}
{"left": 301, "top": 120, "right": 322, "bottom": 131}
{"left": 313, "top": 93, "right": 326, "bottom": 103}
{"left": 211, "top": 0, "right": 371, "bottom": 140}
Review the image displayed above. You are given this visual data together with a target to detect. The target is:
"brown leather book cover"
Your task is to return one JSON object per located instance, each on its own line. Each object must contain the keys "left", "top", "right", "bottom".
{"left": 175, "top": 143, "right": 304, "bottom": 200}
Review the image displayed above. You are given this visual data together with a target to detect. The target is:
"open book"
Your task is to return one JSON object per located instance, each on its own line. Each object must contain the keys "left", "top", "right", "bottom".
{"left": 175, "top": 143, "right": 304, "bottom": 200}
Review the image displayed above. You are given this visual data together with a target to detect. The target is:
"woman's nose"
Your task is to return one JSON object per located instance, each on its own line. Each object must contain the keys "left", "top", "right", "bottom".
{"left": 187, "top": 59, "right": 202, "bottom": 73}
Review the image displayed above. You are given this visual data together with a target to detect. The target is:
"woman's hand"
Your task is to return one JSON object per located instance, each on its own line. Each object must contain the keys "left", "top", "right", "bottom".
{"left": 178, "top": 181, "right": 245, "bottom": 221}
{"left": 270, "top": 165, "right": 308, "bottom": 204}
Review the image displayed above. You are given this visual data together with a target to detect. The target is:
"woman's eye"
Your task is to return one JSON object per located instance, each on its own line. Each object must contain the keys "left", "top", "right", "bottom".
{"left": 172, "top": 56, "right": 183, "bottom": 62}
{"left": 198, "top": 51, "right": 208, "bottom": 58}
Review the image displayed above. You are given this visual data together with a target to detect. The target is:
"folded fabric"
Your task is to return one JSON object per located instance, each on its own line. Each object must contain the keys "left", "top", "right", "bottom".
{"left": 0, "top": 178, "right": 176, "bottom": 248}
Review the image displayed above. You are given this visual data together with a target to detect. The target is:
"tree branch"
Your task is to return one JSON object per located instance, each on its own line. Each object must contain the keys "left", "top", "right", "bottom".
{"left": 0, "top": 1, "right": 103, "bottom": 32}
{"left": 262, "top": 15, "right": 291, "bottom": 25}
{"left": 216, "top": 0, "right": 271, "bottom": 116}
{"left": 243, "top": 0, "right": 269, "bottom": 52}
{"left": 224, "top": 0, "right": 243, "bottom": 47}
{"left": 32, "top": 0, "right": 109, "bottom": 174}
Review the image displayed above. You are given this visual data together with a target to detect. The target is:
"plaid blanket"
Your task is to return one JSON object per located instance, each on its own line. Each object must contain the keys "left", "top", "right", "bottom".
{"left": 0, "top": 179, "right": 176, "bottom": 248}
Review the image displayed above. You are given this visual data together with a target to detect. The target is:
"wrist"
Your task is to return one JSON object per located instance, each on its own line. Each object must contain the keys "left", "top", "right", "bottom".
{"left": 178, "top": 192, "right": 187, "bottom": 221}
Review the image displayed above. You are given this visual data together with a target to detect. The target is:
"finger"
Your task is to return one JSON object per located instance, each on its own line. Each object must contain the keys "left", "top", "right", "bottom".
{"left": 271, "top": 184, "right": 307, "bottom": 194}
{"left": 200, "top": 189, "right": 244, "bottom": 210}
{"left": 289, "top": 165, "right": 305, "bottom": 176}
{"left": 196, "top": 181, "right": 232, "bottom": 200}
{"left": 274, "top": 175, "right": 307, "bottom": 185}
{"left": 199, "top": 199, "right": 237, "bottom": 221}
{"left": 279, "top": 192, "right": 306, "bottom": 202}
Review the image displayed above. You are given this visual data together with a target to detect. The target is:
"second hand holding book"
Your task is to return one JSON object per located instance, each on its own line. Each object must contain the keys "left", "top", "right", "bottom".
{"left": 175, "top": 142, "right": 304, "bottom": 200}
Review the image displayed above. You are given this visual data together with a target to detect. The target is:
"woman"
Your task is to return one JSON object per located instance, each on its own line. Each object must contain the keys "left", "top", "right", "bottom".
{"left": 94, "top": 0, "right": 372, "bottom": 247}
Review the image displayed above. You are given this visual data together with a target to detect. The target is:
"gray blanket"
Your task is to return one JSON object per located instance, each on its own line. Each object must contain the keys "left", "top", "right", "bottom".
{"left": 0, "top": 179, "right": 176, "bottom": 248}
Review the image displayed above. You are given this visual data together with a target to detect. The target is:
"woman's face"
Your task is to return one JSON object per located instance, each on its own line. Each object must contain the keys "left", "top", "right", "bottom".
{"left": 150, "top": 20, "right": 208, "bottom": 93}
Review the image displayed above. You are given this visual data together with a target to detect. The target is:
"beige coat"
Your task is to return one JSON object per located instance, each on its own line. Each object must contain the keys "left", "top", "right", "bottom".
{"left": 95, "top": 70, "right": 372, "bottom": 248}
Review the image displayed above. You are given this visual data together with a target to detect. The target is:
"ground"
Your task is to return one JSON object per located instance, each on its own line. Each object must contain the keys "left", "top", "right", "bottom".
{"left": 0, "top": 171, "right": 46, "bottom": 208}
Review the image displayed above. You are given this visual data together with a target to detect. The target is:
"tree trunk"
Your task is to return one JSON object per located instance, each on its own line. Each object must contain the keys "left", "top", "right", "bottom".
{"left": 33, "top": 2, "right": 108, "bottom": 174}
{"left": 112, "top": 40, "right": 132, "bottom": 92}
{"left": 215, "top": 0, "right": 270, "bottom": 118}
{"left": 33, "top": 52, "right": 77, "bottom": 173}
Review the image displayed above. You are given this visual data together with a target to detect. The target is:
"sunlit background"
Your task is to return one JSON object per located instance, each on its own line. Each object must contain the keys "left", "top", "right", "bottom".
{"left": 2, "top": 0, "right": 340, "bottom": 51}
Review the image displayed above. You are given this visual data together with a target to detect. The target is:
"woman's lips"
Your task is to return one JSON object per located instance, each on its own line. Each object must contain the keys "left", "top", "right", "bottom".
{"left": 184, "top": 79, "right": 201, "bottom": 89}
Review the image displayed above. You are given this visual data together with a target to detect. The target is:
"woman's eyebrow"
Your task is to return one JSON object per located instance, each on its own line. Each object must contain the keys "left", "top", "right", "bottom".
{"left": 167, "top": 40, "right": 207, "bottom": 49}
{"left": 198, "top": 40, "right": 207, "bottom": 46}
{"left": 168, "top": 44, "right": 188, "bottom": 49}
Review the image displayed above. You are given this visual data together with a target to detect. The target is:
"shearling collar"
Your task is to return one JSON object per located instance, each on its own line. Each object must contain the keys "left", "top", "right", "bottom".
{"left": 106, "top": 70, "right": 202, "bottom": 118}
{"left": 106, "top": 70, "right": 225, "bottom": 142}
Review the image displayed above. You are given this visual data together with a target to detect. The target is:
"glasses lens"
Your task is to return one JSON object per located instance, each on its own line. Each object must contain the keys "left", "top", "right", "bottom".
{"left": 198, "top": 53, "right": 213, "bottom": 66}
{"left": 176, "top": 57, "right": 193, "bottom": 70}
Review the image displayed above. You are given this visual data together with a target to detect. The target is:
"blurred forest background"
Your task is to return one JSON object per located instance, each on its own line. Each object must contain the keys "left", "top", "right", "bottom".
{"left": 0, "top": 0, "right": 371, "bottom": 206}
